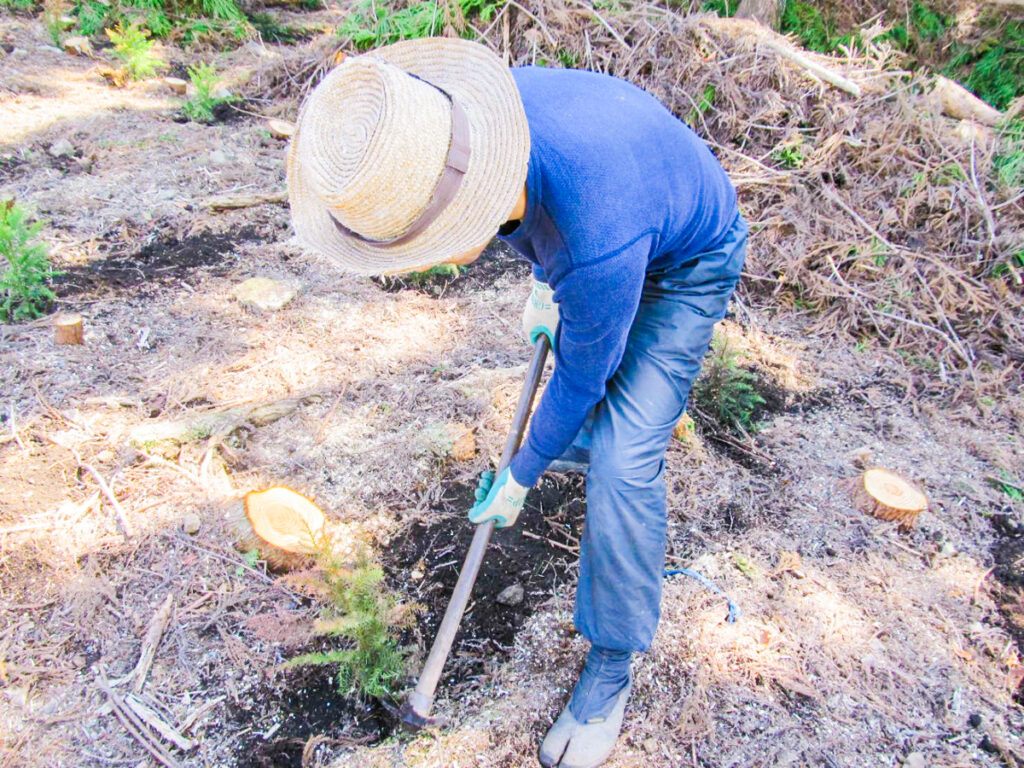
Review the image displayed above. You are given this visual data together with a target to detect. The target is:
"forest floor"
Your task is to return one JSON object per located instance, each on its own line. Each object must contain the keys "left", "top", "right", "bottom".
{"left": 1, "top": 7, "right": 1023, "bottom": 768}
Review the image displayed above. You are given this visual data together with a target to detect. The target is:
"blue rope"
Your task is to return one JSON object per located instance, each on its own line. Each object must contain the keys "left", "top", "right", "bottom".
{"left": 664, "top": 568, "right": 742, "bottom": 623}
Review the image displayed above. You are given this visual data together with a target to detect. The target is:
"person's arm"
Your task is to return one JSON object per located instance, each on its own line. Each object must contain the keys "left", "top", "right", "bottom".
{"left": 510, "top": 239, "right": 650, "bottom": 486}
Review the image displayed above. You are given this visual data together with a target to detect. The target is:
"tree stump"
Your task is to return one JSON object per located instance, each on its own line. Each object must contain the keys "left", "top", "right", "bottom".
{"left": 54, "top": 314, "right": 84, "bottom": 345}
{"left": 266, "top": 119, "right": 295, "bottom": 139}
{"left": 735, "top": 0, "right": 781, "bottom": 28}
{"left": 244, "top": 486, "right": 325, "bottom": 554}
{"left": 851, "top": 468, "right": 928, "bottom": 529}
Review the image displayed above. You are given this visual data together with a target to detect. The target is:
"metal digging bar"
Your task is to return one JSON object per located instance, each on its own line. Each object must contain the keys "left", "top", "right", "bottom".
{"left": 400, "top": 334, "right": 551, "bottom": 730}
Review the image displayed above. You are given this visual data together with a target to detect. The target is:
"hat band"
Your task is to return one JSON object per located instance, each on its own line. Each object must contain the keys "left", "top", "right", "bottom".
{"left": 330, "top": 79, "right": 471, "bottom": 248}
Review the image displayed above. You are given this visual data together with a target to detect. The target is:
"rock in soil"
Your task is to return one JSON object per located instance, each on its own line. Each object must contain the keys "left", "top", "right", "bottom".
{"left": 48, "top": 138, "right": 75, "bottom": 158}
{"left": 497, "top": 583, "right": 525, "bottom": 607}
{"left": 181, "top": 513, "right": 201, "bottom": 535}
{"left": 61, "top": 36, "right": 93, "bottom": 56}
{"left": 232, "top": 277, "right": 299, "bottom": 312}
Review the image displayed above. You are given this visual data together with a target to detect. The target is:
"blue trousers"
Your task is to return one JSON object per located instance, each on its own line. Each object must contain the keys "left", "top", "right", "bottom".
{"left": 573, "top": 214, "right": 748, "bottom": 652}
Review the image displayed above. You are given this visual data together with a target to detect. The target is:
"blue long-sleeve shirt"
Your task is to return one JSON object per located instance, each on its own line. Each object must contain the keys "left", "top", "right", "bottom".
{"left": 502, "top": 66, "right": 739, "bottom": 487}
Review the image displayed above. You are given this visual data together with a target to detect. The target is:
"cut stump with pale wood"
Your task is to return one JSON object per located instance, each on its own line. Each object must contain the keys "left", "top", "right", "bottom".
{"left": 54, "top": 314, "right": 84, "bottom": 345}
{"left": 851, "top": 468, "right": 928, "bottom": 529}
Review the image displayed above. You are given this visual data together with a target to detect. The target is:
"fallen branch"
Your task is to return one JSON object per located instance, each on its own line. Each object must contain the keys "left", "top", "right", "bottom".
{"left": 706, "top": 17, "right": 861, "bottom": 97}
{"left": 110, "top": 594, "right": 174, "bottom": 694}
{"left": 203, "top": 189, "right": 287, "bottom": 211}
{"left": 928, "top": 75, "right": 1003, "bottom": 126}
{"left": 129, "top": 394, "right": 319, "bottom": 455}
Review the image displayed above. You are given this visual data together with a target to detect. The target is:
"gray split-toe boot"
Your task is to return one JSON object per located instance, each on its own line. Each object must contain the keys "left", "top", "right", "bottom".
{"left": 538, "top": 680, "right": 630, "bottom": 768}
{"left": 538, "top": 646, "right": 632, "bottom": 768}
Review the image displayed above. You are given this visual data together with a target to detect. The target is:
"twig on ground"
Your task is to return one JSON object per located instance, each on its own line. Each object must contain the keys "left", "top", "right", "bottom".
{"left": 109, "top": 594, "right": 174, "bottom": 694}
{"left": 521, "top": 529, "right": 579, "bottom": 554}
{"left": 178, "top": 696, "right": 226, "bottom": 734}
{"left": 95, "top": 671, "right": 181, "bottom": 768}
{"left": 122, "top": 694, "right": 194, "bottom": 752}
{"left": 78, "top": 462, "right": 135, "bottom": 539}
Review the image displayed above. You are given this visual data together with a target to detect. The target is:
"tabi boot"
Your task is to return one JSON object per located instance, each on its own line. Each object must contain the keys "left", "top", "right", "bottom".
{"left": 538, "top": 647, "right": 632, "bottom": 768}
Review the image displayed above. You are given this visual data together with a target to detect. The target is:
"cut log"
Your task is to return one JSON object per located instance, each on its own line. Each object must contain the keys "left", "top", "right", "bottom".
{"left": 54, "top": 313, "right": 84, "bottom": 345}
{"left": 929, "top": 76, "right": 1002, "bottom": 126}
{"left": 266, "top": 118, "right": 295, "bottom": 139}
{"left": 164, "top": 77, "right": 187, "bottom": 95}
{"left": 228, "top": 499, "right": 310, "bottom": 571}
{"left": 244, "top": 486, "right": 326, "bottom": 554}
{"left": 735, "top": 0, "right": 781, "bottom": 28}
{"left": 851, "top": 468, "right": 928, "bottom": 529}
{"left": 203, "top": 189, "right": 287, "bottom": 211}
{"left": 705, "top": 16, "right": 861, "bottom": 97}
{"left": 128, "top": 395, "right": 314, "bottom": 456}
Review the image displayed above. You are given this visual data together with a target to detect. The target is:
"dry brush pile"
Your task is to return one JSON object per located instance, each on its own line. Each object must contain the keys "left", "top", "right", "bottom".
{"left": 263, "top": 2, "right": 1024, "bottom": 398}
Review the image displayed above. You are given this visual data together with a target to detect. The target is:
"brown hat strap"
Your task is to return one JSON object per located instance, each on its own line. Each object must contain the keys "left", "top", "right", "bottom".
{"left": 330, "top": 78, "right": 472, "bottom": 248}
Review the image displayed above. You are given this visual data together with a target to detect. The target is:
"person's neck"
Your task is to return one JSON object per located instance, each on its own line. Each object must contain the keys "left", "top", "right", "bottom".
{"left": 500, "top": 184, "right": 528, "bottom": 234}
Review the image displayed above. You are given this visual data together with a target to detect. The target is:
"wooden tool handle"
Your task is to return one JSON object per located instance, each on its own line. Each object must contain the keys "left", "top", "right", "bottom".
{"left": 403, "top": 335, "right": 550, "bottom": 727}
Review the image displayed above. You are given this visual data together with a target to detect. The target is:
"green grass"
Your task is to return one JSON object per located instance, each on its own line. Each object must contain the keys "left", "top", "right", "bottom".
{"left": 0, "top": 0, "right": 35, "bottom": 10}
{"left": 1, "top": 201, "right": 60, "bottom": 323}
{"left": 994, "top": 120, "right": 1024, "bottom": 189}
{"left": 990, "top": 250, "right": 1024, "bottom": 280}
{"left": 779, "top": 1, "right": 853, "bottom": 53}
{"left": 686, "top": 84, "right": 716, "bottom": 127}
{"left": 692, "top": 334, "right": 767, "bottom": 437}
{"left": 106, "top": 21, "right": 165, "bottom": 80}
{"left": 287, "top": 548, "right": 413, "bottom": 699}
{"left": 248, "top": 11, "right": 310, "bottom": 44}
{"left": 773, "top": 140, "right": 805, "bottom": 169}
{"left": 948, "top": 19, "right": 1024, "bottom": 111}
{"left": 701, "top": 0, "right": 738, "bottom": 16}
{"left": 339, "top": 0, "right": 504, "bottom": 50}
{"left": 71, "top": 0, "right": 250, "bottom": 42}
{"left": 405, "top": 263, "right": 466, "bottom": 283}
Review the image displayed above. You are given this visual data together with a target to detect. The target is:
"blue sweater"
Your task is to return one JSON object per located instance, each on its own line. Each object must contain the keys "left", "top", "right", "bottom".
{"left": 502, "top": 66, "right": 739, "bottom": 487}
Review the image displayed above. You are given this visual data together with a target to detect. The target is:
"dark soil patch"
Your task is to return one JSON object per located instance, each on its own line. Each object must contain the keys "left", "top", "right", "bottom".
{"left": 0, "top": 152, "right": 30, "bottom": 183}
{"left": 989, "top": 512, "right": 1024, "bottom": 704}
{"left": 169, "top": 99, "right": 253, "bottom": 125}
{"left": 373, "top": 239, "right": 530, "bottom": 297}
{"left": 229, "top": 664, "right": 390, "bottom": 768}
{"left": 54, "top": 225, "right": 262, "bottom": 297}
{"left": 387, "top": 474, "right": 584, "bottom": 685}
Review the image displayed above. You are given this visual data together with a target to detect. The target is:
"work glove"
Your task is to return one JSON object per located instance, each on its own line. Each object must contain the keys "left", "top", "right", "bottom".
{"left": 467, "top": 467, "right": 528, "bottom": 529}
{"left": 522, "top": 279, "right": 559, "bottom": 346}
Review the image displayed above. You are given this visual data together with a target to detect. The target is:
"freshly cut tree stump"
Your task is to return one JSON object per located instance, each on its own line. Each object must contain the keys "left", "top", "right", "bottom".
{"left": 852, "top": 468, "right": 928, "bottom": 529}
{"left": 54, "top": 314, "right": 84, "bottom": 345}
{"left": 244, "top": 486, "right": 326, "bottom": 554}
{"left": 266, "top": 118, "right": 295, "bottom": 139}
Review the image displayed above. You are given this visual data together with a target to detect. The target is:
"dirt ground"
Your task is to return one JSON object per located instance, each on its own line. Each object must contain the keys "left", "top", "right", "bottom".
{"left": 1, "top": 8, "right": 1022, "bottom": 768}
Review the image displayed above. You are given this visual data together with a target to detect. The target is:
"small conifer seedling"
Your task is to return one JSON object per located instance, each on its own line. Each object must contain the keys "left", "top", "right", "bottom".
{"left": 0, "top": 200, "right": 60, "bottom": 323}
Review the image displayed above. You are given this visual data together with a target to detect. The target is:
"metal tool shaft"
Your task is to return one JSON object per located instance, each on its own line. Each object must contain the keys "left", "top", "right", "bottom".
{"left": 402, "top": 336, "right": 550, "bottom": 728}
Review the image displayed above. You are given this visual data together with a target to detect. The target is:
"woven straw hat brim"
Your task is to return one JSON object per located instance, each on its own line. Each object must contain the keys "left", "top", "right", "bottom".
{"left": 287, "top": 38, "right": 530, "bottom": 276}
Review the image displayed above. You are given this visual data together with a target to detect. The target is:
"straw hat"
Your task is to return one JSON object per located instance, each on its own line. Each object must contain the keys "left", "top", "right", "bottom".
{"left": 287, "top": 38, "right": 530, "bottom": 275}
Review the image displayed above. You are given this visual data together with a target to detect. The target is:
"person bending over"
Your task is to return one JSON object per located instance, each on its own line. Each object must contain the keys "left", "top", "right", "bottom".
{"left": 287, "top": 37, "right": 745, "bottom": 768}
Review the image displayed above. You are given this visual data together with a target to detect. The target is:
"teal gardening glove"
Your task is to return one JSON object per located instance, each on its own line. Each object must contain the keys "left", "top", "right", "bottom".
{"left": 468, "top": 467, "right": 529, "bottom": 528}
{"left": 522, "top": 279, "right": 559, "bottom": 346}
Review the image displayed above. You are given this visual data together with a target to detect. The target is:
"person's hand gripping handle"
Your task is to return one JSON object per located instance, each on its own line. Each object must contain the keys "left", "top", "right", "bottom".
{"left": 467, "top": 467, "right": 529, "bottom": 528}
